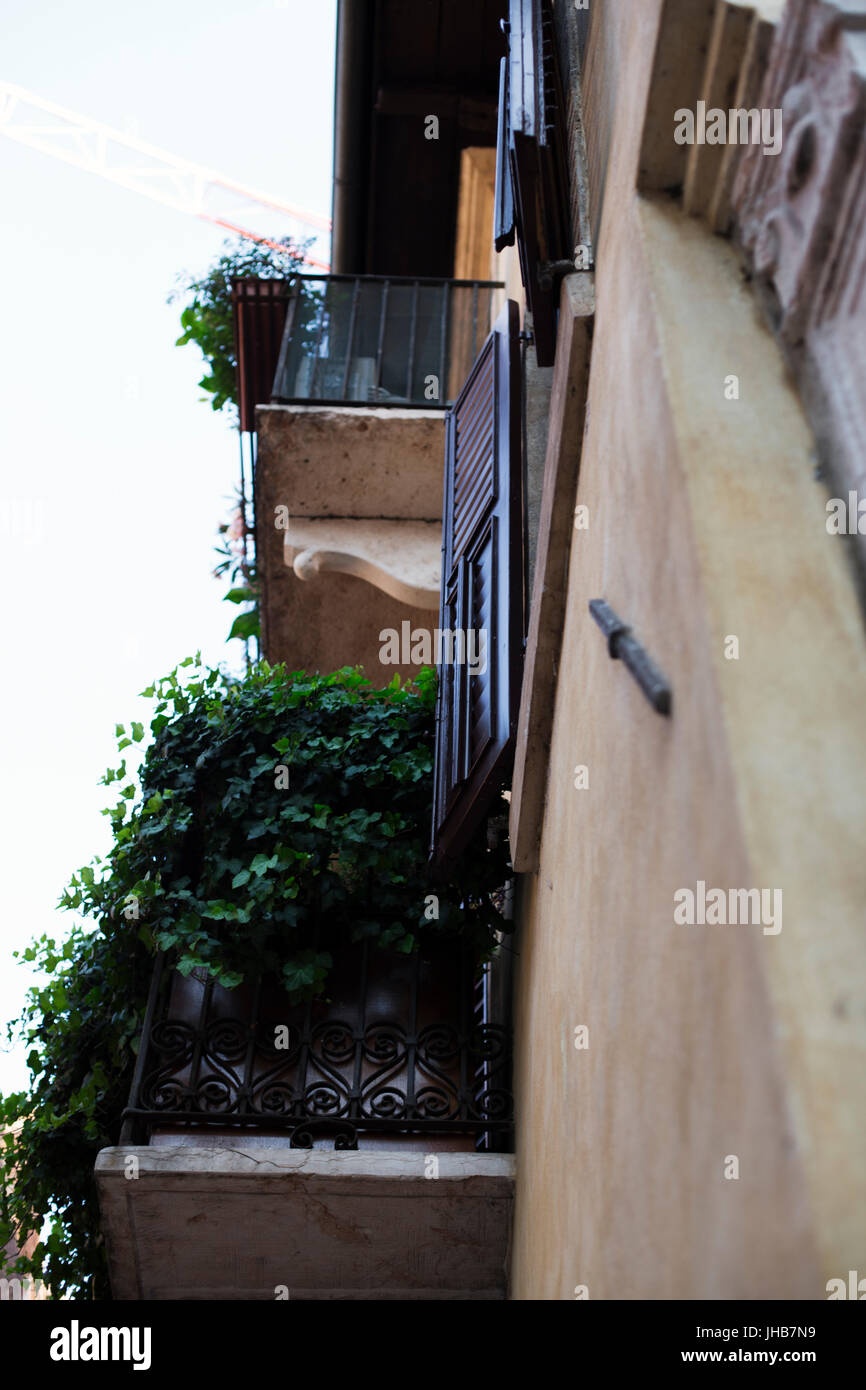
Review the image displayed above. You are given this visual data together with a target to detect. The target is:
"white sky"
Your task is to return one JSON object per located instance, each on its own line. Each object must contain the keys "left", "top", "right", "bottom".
{"left": 0, "top": 0, "right": 336, "bottom": 1093}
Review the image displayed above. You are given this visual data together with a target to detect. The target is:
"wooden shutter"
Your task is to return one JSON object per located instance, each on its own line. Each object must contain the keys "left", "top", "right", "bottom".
{"left": 231, "top": 278, "right": 291, "bottom": 432}
{"left": 429, "top": 300, "right": 523, "bottom": 877}
{"left": 494, "top": 0, "right": 571, "bottom": 366}
{"left": 494, "top": 57, "right": 515, "bottom": 251}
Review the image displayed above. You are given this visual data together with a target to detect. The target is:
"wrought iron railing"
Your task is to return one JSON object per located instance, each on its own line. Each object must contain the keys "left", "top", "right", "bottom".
{"left": 120, "top": 941, "right": 512, "bottom": 1151}
{"left": 270, "top": 275, "right": 505, "bottom": 408}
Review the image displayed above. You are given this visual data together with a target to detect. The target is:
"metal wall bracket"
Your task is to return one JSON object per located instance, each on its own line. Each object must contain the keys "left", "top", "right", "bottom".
{"left": 537, "top": 258, "right": 579, "bottom": 293}
{"left": 589, "top": 599, "right": 672, "bottom": 716}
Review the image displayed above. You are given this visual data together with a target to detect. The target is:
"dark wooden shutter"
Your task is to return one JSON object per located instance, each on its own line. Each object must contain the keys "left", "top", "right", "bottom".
{"left": 231, "top": 278, "right": 291, "bottom": 432}
{"left": 429, "top": 300, "right": 523, "bottom": 877}
{"left": 494, "top": 56, "right": 515, "bottom": 251}
{"left": 494, "top": 0, "right": 571, "bottom": 366}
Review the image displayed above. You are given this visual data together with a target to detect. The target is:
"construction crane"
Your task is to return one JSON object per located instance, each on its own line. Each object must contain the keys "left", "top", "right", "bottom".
{"left": 0, "top": 79, "right": 331, "bottom": 268}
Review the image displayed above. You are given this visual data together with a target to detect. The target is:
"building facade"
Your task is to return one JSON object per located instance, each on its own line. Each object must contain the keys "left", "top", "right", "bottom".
{"left": 96, "top": 0, "right": 866, "bottom": 1300}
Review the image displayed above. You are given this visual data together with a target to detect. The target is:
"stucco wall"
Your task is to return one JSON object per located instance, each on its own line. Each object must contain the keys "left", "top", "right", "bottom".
{"left": 509, "top": 0, "right": 866, "bottom": 1300}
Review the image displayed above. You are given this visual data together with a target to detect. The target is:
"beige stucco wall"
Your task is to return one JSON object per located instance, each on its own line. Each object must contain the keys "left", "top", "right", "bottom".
{"left": 509, "top": 0, "right": 866, "bottom": 1300}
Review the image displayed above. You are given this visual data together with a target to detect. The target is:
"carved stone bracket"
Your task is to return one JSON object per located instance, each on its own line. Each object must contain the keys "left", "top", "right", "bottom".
{"left": 283, "top": 517, "right": 441, "bottom": 611}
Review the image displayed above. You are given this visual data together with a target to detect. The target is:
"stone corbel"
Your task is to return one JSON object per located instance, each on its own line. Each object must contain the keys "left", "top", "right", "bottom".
{"left": 284, "top": 518, "right": 441, "bottom": 611}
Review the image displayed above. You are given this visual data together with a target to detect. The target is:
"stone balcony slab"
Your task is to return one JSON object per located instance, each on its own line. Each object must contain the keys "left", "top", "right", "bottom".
{"left": 96, "top": 1146, "right": 514, "bottom": 1300}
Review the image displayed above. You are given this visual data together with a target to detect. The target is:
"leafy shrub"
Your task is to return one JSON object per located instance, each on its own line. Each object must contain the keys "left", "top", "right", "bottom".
{"left": 0, "top": 660, "right": 510, "bottom": 1298}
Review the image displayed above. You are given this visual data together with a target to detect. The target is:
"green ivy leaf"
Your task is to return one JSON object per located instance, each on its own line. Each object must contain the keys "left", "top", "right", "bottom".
{"left": 228, "top": 610, "right": 260, "bottom": 642}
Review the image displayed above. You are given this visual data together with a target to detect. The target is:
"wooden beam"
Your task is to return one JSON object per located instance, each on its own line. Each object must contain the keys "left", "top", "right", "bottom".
{"left": 509, "top": 273, "right": 594, "bottom": 872}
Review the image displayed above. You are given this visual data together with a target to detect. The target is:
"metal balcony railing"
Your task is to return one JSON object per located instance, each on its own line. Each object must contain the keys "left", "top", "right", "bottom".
{"left": 270, "top": 275, "right": 505, "bottom": 409}
{"left": 120, "top": 941, "right": 513, "bottom": 1151}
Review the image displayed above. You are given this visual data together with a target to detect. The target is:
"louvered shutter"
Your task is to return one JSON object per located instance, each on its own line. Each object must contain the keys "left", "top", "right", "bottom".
{"left": 231, "top": 278, "right": 291, "bottom": 432}
{"left": 494, "top": 0, "right": 571, "bottom": 366}
{"left": 429, "top": 300, "right": 523, "bottom": 877}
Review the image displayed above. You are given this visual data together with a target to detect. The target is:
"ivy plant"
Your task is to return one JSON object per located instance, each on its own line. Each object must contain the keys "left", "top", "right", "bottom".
{"left": 0, "top": 659, "right": 510, "bottom": 1300}
{"left": 169, "top": 235, "right": 309, "bottom": 417}
{"left": 214, "top": 491, "right": 260, "bottom": 651}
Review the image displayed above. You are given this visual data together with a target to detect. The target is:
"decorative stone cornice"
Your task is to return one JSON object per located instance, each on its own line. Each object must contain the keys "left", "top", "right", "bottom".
{"left": 732, "top": 0, "right": 866, "bottom": 575}
{"left": 638, "top": 0, "right": 866, "bottom": 589}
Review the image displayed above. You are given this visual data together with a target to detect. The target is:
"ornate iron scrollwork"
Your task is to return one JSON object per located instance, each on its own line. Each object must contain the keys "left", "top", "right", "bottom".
{"left": 122, "top": 945, "right": 513, "bottom": 1149}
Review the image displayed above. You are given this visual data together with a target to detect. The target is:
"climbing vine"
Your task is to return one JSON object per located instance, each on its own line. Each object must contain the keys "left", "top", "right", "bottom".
{"left": 0, "top": 660, "right": 510, "bottom": 1299}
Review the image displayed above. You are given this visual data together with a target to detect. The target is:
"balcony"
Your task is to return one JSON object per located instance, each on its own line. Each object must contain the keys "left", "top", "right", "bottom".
{"left": 97, "top": 941, "right": 515, "bottom": 1299}
{"left": 235, "top": 274, "right": 504, "bottom": 676}
{"left": 232, "top": 274, "right": 504, "bottom": 428}
{"left": 273, "top": 274, "right": 504, "bottom": 409}
{"left": 119, "top": 942, "right": 511, "bottom": 1151}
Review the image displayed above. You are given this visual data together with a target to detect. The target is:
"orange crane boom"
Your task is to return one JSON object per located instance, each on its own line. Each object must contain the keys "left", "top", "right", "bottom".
{"left": 0, "top": 80, "right": 331, "bottom": 268}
